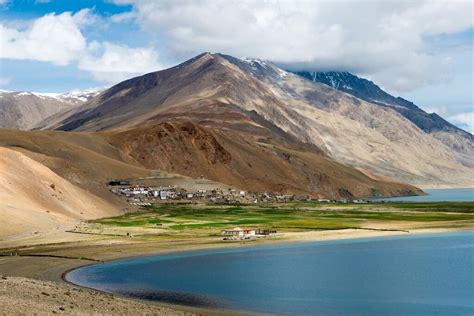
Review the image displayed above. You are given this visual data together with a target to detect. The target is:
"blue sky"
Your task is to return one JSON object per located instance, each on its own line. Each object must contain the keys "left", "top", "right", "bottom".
{"left": 0, "top": 0, "right": 472, "bottom": 132}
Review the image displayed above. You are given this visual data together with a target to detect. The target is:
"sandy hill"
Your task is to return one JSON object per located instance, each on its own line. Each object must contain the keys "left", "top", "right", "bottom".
{"left": 0, "top": 147, "right": 117, "bottom": 239}
{"left": 0, "top": 128, "right": 152, "bottom": 239}
{"left": 0, "top": 128, "right": 232, "bottom": 240}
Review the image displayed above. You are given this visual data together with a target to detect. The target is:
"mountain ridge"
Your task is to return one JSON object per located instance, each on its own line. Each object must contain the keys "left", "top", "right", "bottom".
{"left": 0, "top": 88, "right": 103, "bottom": 129}
{"left": 18, "top": 52, "right": 474, "bottom": 189}
{"left": 292, "top": 71, "right": 471, "bottom": 137}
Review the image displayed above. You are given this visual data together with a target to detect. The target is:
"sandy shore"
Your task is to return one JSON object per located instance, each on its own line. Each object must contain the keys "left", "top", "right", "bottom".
{"left": 0, "top": 226, "right": 472, "bottom": 315}
{"left": 0, "top": 275, "right": 196, "bottom": 315}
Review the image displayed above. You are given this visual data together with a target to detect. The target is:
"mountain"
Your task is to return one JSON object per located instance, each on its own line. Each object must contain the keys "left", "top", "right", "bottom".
{"left": 292, "top": 71, "right": 473, "bottom": 164}
{"left": 0, "top": 89, "right": 102, "bottom": 129}
{"left": 17, "top": 53, "right": 416, "bottom": 198}
{"left": 39, "top": 53, "right": 473, "bottom": 189}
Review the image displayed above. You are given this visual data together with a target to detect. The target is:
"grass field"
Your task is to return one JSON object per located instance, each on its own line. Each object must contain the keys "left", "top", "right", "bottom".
{"left": 89, "top": 202, "right": 474, "bottom": 237}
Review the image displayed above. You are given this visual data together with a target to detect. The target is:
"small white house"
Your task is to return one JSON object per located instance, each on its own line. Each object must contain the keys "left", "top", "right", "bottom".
{"left": 160, "top": 191, "right": 167, "bottom": 200}
{"left": 220, "top": 227, "right": 255, "bottom": 237}
{"left": 221, "top": 227, "right": 244, "bottom": 237}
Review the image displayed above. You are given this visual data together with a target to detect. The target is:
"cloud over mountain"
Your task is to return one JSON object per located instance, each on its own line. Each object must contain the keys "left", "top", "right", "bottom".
{"left": 113, "top": 0, "right": 472, "bottom": 93}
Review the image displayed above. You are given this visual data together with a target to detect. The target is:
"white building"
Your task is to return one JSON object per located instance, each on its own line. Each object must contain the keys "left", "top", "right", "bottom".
{"left": 221, "top": 227, "right": 244, "bottom": 237}
{"left": 220, "top": 227, "right": 255, "bottom": 237}
{"left": 160, "top": 191, "right": 167, "bottom": 200}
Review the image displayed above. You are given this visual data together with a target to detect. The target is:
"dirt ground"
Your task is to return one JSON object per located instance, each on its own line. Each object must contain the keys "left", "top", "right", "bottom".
{"left": 0, "top": 276, "right": 196, "bottom": 315}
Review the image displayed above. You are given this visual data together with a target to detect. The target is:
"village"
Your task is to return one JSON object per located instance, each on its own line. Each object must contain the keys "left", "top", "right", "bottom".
{"left": 105, "top": 180, "right": 372, "bottom": 241}
{"left": 107, "top": 180, "right": 372, "bottom": 206}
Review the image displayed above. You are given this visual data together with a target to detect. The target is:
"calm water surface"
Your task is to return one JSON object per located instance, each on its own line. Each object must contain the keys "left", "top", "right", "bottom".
{"left": 376, "top": 188, "right": 474, "bottom": 202}
{"left": 66, "top": 232, "right": 474, "bottom": 315}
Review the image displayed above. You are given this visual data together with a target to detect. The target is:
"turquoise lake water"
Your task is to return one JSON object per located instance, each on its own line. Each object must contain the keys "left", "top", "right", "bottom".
{"left": 66, "top": 232, "right": 474, "bottom": 315}
{"left": 376, "top": 188, "right": 474, "bottom": 202}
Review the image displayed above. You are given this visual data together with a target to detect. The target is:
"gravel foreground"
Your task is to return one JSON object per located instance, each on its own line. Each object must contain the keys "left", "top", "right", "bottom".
{"left": 0, "top": 275, "right": 194, "bottom": 315}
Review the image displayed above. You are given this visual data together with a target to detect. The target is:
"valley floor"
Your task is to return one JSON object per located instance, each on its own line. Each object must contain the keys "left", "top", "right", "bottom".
{"left": 0, "top": 202, "right": 473, "bottom": 315}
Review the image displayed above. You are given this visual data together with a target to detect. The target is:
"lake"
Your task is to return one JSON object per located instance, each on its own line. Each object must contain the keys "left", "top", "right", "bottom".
{"left": 66, "top": 232, "right": 474, "bottom": 315}
{"left": 376, "top": 188, "right": 474, "bottom": 202}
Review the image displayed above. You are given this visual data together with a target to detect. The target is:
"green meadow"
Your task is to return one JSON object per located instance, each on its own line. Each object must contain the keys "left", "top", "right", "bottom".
{"left": 91, "top": 202, "right": 474, "bottom": 235}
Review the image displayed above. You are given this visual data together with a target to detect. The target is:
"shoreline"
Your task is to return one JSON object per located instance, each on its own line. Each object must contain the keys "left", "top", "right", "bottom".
{"left": 2, "top": 226, "right": 471, "bottom": 314}
{"left": 61, "top": 228, "right": 473, "bottom": 315}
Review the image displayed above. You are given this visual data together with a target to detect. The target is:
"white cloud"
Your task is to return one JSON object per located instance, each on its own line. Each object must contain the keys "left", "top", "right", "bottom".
{"left": 79, "top": 42, "right": 162, "bottom": 83}
{"left": 448, "top": 112, "right": 474, "bottom": 133}
{"left": 0, "top": 10, "right": 163, "bottom": 84}
{"left": 116, "top": 0, "right": 473, "bottom": 93}
{"left": 0, "top": 10, "right": 88, "bottom": 65}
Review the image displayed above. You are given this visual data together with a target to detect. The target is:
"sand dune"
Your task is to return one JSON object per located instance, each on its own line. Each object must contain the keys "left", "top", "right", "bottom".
{"left": 0, "top": 147, "right": 117, "bottom": 239}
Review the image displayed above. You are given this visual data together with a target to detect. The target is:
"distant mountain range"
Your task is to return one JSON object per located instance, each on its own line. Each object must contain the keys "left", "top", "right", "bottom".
{"left": 0, "top": 88, "right": 102, "bottom": 129}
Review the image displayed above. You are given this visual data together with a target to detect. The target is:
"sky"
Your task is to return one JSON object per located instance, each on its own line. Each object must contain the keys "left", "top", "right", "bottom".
{"left": 0, "top": 0, "right": 472, "bottom": 133}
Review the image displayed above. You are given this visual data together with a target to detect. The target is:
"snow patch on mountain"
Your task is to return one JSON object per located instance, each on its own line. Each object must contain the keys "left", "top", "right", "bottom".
{"left": 3, "top": 88, "right": 104, "bottom": 104}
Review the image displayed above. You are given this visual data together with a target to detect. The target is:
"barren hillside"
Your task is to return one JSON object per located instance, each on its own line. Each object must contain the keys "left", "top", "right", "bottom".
{"left": 40, "top": 53, "right": 474, "bottom": 188}
{"left": 106, "top": 121, "right": 421, "bottom": 198}
{"left": 0, "top": 147, "right": 117, "bottom": 238}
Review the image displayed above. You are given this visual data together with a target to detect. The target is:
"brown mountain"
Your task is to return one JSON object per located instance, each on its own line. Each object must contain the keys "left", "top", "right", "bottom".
{"left": 40, "top": 52, "right": 473, "bottom": 189}
{"left": 0, "top": 54, "right": 420, "bottom": 201}
{"left": 104, "top": 121, "right": 419, "bottom": 198}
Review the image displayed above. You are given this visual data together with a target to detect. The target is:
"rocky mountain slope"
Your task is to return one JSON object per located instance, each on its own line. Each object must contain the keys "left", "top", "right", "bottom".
{"left": 40, "top": 53, "right": 473, "bottom": 188}
{"left": 105, "top": 121, "right": 418, "bottom": 198}
{"left": 0, "top": 89, "right": 101, "bottom": 129}
{"left": 293, "top": 71, "right": 473, "bottom": 164}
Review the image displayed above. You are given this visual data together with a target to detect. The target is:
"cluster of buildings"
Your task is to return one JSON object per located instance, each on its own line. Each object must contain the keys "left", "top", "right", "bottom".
{"left": 220, "top": 227, "right": 278, "bottom": 240}
{"left": 108, "top": 180, "right": 371, "bottom": 205}
{"left": 109, "top": 184, "right": 249, "bottom": 203}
